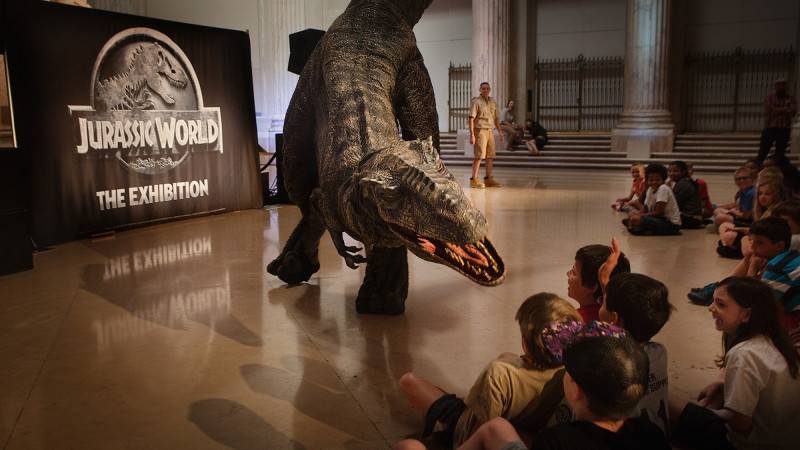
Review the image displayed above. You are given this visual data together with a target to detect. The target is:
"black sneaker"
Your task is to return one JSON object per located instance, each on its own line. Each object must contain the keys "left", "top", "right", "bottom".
{"left": 716, "top": 242, "right": 743, "bottom": 259}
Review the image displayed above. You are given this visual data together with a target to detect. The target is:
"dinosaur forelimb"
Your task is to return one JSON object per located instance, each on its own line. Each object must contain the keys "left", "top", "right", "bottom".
{"left": 328, "top": 230, "right": 366, "bottom": 269}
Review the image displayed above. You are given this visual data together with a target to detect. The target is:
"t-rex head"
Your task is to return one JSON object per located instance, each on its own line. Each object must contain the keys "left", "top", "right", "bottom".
{"left": 352, "top": 139, "right": 505, "bottom": 286}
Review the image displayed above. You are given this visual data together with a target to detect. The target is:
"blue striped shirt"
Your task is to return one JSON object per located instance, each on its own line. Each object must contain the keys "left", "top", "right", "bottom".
{"left": 761, "top": 249, "right": 800, "bottom": 314}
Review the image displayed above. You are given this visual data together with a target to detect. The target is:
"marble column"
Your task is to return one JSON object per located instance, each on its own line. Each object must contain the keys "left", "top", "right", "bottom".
{"left": 472, "top": 0, "right": 509, "bottom": 110}
{"left": 612, "top": 0, "right": 675, "bottom": 157}
{"left": 257, "top": 0, "right": 304, "bottom": 152}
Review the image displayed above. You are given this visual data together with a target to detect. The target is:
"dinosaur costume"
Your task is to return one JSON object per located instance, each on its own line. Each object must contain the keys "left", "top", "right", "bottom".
{"left": 268, "top": 0, "right": 505, "bottom": 314}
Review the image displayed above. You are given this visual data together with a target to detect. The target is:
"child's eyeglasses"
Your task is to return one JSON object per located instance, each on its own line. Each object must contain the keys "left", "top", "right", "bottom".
{"left": 734, "top": 177, "right": 752, "bottom": 181}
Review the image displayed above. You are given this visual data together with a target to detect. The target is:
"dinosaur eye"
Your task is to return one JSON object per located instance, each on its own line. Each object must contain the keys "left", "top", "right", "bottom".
{"left": 436, "top": 160, "right": 446, "bottom": 174}
{"left": 380, "top": 189, "right": 398, "bottom": 202}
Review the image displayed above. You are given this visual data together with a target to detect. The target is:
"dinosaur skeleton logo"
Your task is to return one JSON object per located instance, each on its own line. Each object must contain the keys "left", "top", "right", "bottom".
{"left": 69, "top": 28, "right": 222, "bottom": 175}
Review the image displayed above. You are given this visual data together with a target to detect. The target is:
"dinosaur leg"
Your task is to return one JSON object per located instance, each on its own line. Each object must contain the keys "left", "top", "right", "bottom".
{"left": 267, "top": 214, "right": 326, "bottom": 285}
{"left": 267, "top": 69, "right": 325, "bottom": 285}
{"left": 356, "top": 246, "right": 409, "bottom": 315}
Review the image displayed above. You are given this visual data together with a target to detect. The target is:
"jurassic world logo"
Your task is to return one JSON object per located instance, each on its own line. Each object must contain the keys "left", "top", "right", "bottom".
{"left": 69, "top": 28, "right": 222, "bottom": 175}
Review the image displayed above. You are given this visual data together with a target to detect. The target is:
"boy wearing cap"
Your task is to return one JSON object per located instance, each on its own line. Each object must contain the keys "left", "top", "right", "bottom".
{"left": 532, "top": 332, "right": 669, "bottom": 449}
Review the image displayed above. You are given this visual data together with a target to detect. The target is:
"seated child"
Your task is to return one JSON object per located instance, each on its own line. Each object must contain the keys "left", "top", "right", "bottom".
{"left": 744, "top": 157, "right": 761, "bottom": 175}
{"left": 768, "top": 199, "right": 800, "bottom": 251}
{"left": 561, "top": 238, "right": 674, "bottom": 436}
{"left": 712, "top": 166, "right": 756, "bottom": 229}
{"left": 622, "top": 164, "right": 682, "bottom": 235}
{"left": 764, "top": 154, "right": 800, "bottom": 199}
{"left": 612, "top": 163, "right": 645, "bottom": 211}
{"left": 669, "top": 277, "right": 800, "bottom": 450}
{"left": 598, "top": 274, "right": 674, "bottom": 435}
{"left": 567, "top": 244, "right": 630, "bottom": 322}
{"left": 398, "top": 293, "right": 581, "bottom": 448}
{"left": 689, "top": 216, "right": 800, "bottom": 344}
{"left": 402, "top": 324, "right": 669, "bottom": 450}
{"left": 533, "top": 324, "right": 670, "bottom": 449}
{"left": 716, "top": 178, "right": 787, "bottom": 258}
{"left": 668, "top": 160, "right": 704, "bottom": 229}
{"left": 686, "top": 162, "right": 713, "bottom": 218}
{"left": 744, "top": 217, "right": 800, "bottom": 341}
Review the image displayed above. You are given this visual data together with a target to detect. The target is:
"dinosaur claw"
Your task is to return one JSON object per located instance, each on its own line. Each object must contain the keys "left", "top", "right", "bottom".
{"left": 344, "top": 254, "right": 367, "bottom": 269}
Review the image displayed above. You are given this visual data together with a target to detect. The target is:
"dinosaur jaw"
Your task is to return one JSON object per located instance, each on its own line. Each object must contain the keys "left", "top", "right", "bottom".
{"left": 390, "top": 224, "right": 505, "bottom": 286}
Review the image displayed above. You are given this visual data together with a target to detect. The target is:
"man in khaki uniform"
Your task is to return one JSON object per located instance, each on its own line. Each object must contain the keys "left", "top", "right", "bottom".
{"left": 469, "top": 82, "right": 504, "bottom": 188}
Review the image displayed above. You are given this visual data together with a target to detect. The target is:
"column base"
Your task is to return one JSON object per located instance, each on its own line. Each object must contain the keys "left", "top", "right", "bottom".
{"left": 612, "top": 127, "right": 675, "bottom": 158}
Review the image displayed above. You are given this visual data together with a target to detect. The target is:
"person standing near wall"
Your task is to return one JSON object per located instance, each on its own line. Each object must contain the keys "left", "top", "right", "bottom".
{"left": 469, "top": 82, "right": 504, "bottom": 188}
{"left": 757, "top": 78, "right": 797, "bottom": 164}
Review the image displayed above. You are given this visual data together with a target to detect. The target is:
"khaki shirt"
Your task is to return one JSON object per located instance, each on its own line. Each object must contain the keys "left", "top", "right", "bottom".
{"left": 470, "top": 96, "right": 499, "bottom": 130}
{"left": 453, "top": 357, "right": 561, "bottom": 448}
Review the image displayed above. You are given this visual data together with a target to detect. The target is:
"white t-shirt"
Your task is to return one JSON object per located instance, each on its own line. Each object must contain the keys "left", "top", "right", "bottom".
{"left": 631, "top": 342, "right": 669, "bottom": 436}
{"left": 724, "top": 335, "right": 800, "bottom": 449}
{"left": 791, "top": 234, "right": 800, "bottom": 251}
{"left": 644, "top": 184, "right": 681, "bottom": 226}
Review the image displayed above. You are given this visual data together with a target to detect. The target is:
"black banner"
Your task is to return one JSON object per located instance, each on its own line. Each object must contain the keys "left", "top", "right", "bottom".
{"left": 4, "top": 2, "right": 262, "bottom": 246}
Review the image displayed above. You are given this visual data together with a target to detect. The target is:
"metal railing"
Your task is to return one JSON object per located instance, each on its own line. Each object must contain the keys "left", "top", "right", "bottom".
{"left": 448, "top": 63, "right": 472, "bottom": 132}
{"left": 534, "top": 55, "right": 624, "bottom": 132}
{"left": 446, "top": 48, "right": 795, "bottom": 133}
{"left": 682, "top": 47, "right": 796, "bottom": 132}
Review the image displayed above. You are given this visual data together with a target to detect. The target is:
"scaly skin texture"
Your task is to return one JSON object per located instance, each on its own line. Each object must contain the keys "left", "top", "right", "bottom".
{"left": 95, "top": 42, "right": 188, "bottom": 112}
{"left": 267, "top": 0, "right": 505, "bottom": 315}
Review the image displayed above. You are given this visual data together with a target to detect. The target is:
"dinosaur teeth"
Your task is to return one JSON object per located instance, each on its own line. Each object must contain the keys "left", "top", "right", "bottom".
{"left": 445, "top": 248, "right": 463, "bottom": 266}
{"left": 476, "top": 239, "right": 498, "bottom": 268}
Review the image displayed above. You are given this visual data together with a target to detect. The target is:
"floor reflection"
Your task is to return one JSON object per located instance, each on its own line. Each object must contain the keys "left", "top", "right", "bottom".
{"left": 0, "top": 167, "right": 741, "bottom": 448}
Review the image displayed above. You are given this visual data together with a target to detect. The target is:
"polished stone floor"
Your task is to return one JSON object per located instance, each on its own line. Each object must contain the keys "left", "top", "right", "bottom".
{"left": 0, "top": 167, "right": 742, "bottom": 449}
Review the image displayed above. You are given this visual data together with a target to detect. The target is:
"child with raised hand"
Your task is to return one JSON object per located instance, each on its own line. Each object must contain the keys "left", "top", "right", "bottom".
{"left": 590, "top": 238, "right": 674, "bottom": 436}
{"left": 622, "top": 164, "right": 682, "bottom": 235}
{"left": 567, "top": 244, "right": 630, "bottom": 322}
{"left": 669, "top": 277, "right": 800, "bottom": 450}
{"left": 612, "top": 163, "right": 645, "bottom": 212}
{"left": 398, "top": 293, "right": 582, "bottom": 448}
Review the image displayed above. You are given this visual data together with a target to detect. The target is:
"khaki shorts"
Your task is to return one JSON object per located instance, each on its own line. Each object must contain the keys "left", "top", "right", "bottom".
{"left": 473, "top": 128, "right": 495, "bottom": 159}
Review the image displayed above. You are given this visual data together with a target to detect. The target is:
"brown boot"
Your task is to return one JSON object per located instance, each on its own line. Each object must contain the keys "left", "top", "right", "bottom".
{"left": 484, "top": 176, "right": 502, "bottom": 187}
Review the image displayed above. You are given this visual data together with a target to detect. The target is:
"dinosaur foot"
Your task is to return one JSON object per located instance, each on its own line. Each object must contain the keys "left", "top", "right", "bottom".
{"left": 355, "top": 246, "right": 409, "bottom": 315}
{"left": 356, "top": 288, "right": 407, "bottom": 315}
{"left": 267, "top": 250, "right": 320, "bottom": 285}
